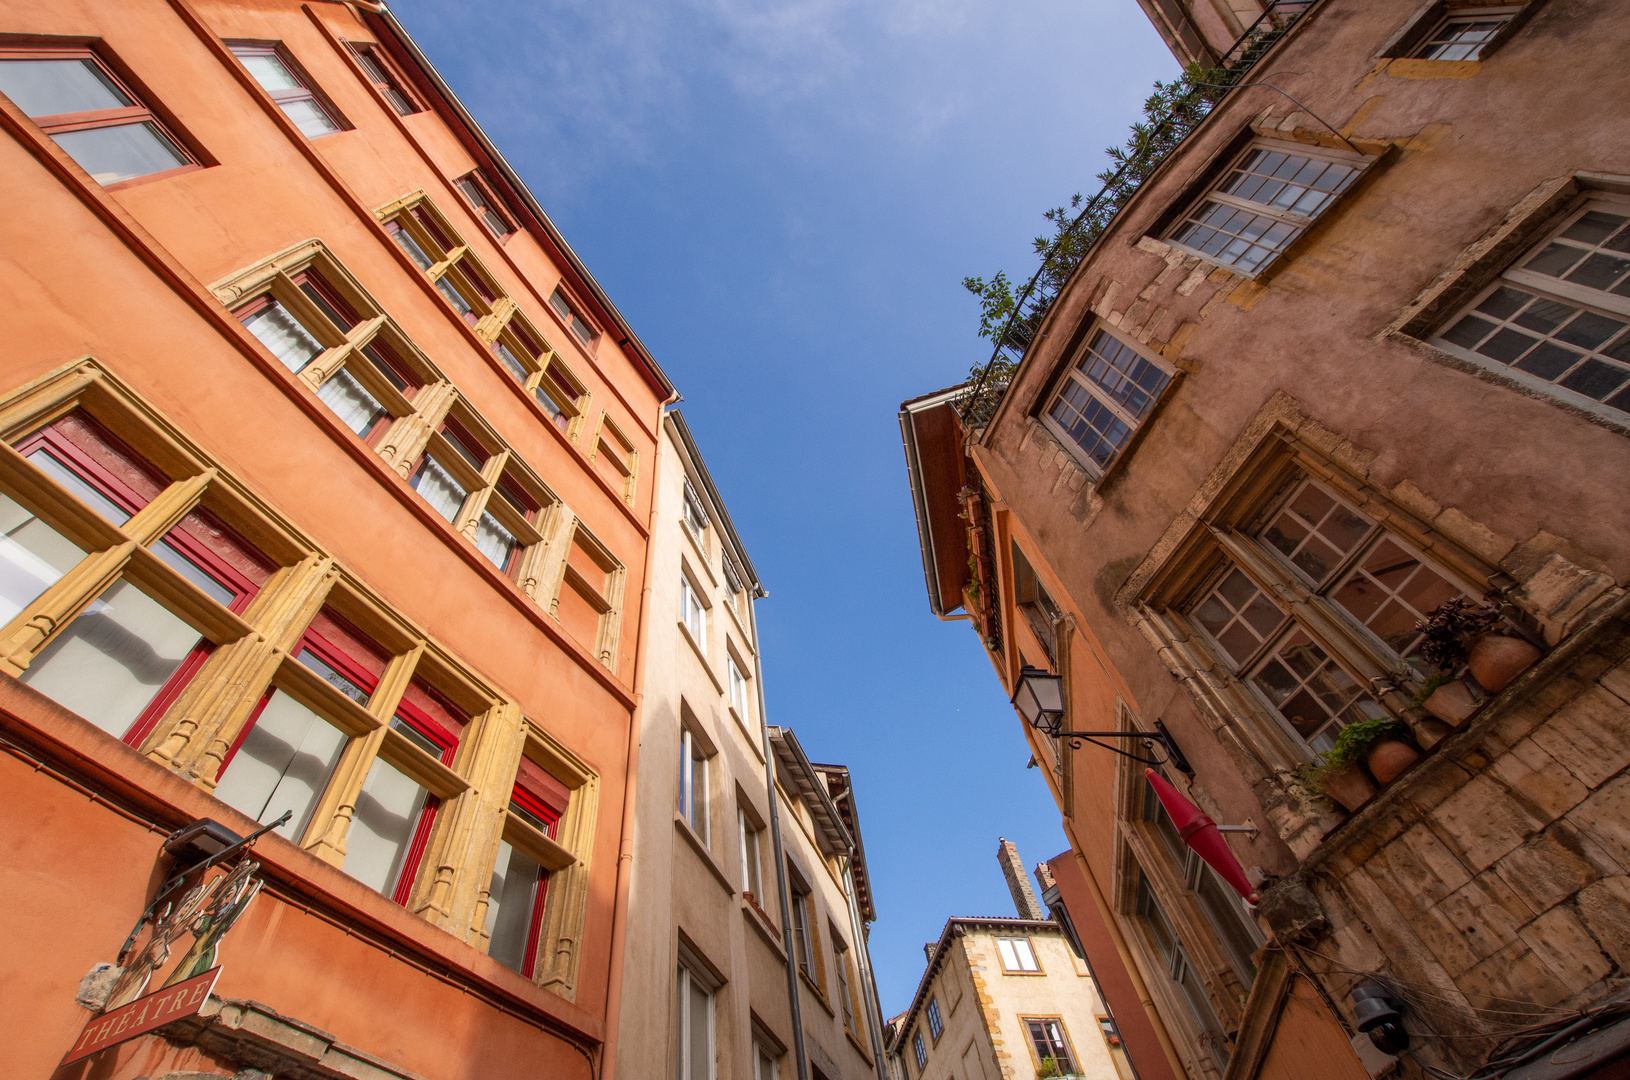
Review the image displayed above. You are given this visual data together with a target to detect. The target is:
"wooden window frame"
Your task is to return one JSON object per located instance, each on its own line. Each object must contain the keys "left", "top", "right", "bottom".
{"left": 994, "top": 935, "right": 1042, "bottom": 974}
{"left": 226, "top": 41, "right": 350, "bottom": 139}
{"left": 1162, "top": 139, "right": 1372, "bottom": 278}
{"left": 1020, "top": 1016, "right": 1080, "bottom": 1076}
{"left": 344, "top": 40, "right": 421, "bottom": 116}
{"left": 0, "top": 45, "right": 201, "bottom": 187}
{"left": 548, "top": 285, "right": 600, "bottom": 350}
{"left": 925, "top": 996, "right": 942, "bottom": 1041}
{"left": 679, "top": 721, "right": 711, "bottom": 846}
{"left": 1376, "top": 1, "right": 1538, "bottom": 61}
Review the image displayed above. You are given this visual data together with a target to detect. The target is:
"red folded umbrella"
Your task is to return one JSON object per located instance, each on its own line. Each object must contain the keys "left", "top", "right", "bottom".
{"left": 1145, "top": 768, "right": 1259, "bottom": 904}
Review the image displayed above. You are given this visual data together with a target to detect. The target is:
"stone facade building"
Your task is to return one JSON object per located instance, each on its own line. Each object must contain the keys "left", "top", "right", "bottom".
{"left": 902, "top": 1, "right": 1630, "bottom": 1079}
{"left": 615, "top": 410, "right": 887, "bottom": 1080}
{"left": 0, "top": 0, "right": 678, "bottom": 1076}
{"left": 885, "top": 843, "right": 1132, "bottom": 1080}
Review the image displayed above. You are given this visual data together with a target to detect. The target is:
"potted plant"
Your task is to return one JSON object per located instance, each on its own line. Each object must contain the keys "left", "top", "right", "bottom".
{"left": 1411, "top": 597, "right": 1540, "bottom": 716}
{"left": 1296, "top": 719, "right": 1417, "bottom": 811}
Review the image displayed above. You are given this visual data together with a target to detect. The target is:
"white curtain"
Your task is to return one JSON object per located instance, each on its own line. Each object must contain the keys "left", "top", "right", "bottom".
{"left": 316, "top": 368, "right": 385, "bottom": 436}
{"left": 411, "top": 457, "right": 466, "bottom": 525}
{"left": 485, "top": 839, "right": 542, "bottom": 973}
{"left": 475, "top": 511, "right": 516, "bottom": 569}
{"left": 22, "top": 578, "right": 200, "bottom": 738}
{"left": 214, "top": 690, "right": 348, "bottom": 841}
{"left": 244, "top": 301, "right": 322, "bottom": 373}
{"left": 343, "top": 755, "right": 429, "bottom": 896}
{"left": 0, "top": 491, "right": 85, "bottom": 626}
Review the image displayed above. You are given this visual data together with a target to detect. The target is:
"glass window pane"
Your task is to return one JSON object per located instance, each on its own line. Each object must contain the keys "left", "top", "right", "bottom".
{"left": 296, "top": 646, "right": 370, "bottom": 705}
{"left": 0, "top": 491, "right": 87, "bottom": 625}
{"left": 688, "top": 977, "right": 710, "bottom": 1080}
{"left": 495, "top": 341, "right": 528, "bottom": 381}
{"left": 316, "top": 368, "right": 386, "bottom": 436}
{"left": 237, "top": 50, "right": 304, "bottom": 92}
{"left": 410, "top": 456, "right": 467, "bottom": 524}
{"left": 475, "top": 511, "right": 517, "bottom": 569}
{"left": 21, "top": 578, "right": 201, "bottom": 738}
{"left": 343, "top": 754, "right": 429, "bottom": 895}
{"left": 279, "top": 96, "right": 340, "bottom": 138}
{"left": 213, "top": 690, "right": 347, "bottom": 840}
{"left": 388, "top": 222, "right": 434, "bottom": 270}
{"left": 486, "top": 839, "right": 541, "bottom": 973}
{"left": 52, "top": 122, "right": 186, "bottom": 184}
{"left": 244, "top": 301, "right": 324, "bottom": 372}
{"left": 152, "top": 540, "right": 235, "bottom": 606}
{"left": 0, "top": 58, "right": 131, "bottom": 115}
{"left": 26, "top": 448, "right": 130, "bottom": 524}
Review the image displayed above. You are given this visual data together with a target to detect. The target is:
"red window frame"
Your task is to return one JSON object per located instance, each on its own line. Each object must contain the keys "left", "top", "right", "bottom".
{"left": 0, "top": 47, "right": 199, "bottom": 183}
{"left": 454, "top": 170, "right": 517, "bottom": 239}
{"left": 234, "top": 270, "right": 357, "bottom": 334}
{"left": 344, "top": 41, "right": 420, "bottom": 116}
{"left": 392, "top": 793, "right": 441, "bottom": 907}
{"left": 227, "top": 42, "right": 347, "bottom": 136}
{"left": 506, "top": 772, "right": 564, "bottom": 978}
{"left": 439, "top": 417, "right": 490, "bottom": 471}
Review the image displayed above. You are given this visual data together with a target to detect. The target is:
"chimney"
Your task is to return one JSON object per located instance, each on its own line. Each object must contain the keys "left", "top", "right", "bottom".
{"left": 997, "top": 838, "right": 1046, "bottom": 921}
{"left": 1033, "top": 860, "right": 1056, "bottom": 897}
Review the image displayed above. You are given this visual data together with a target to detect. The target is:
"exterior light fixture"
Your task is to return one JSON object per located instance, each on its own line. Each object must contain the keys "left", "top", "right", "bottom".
{"left": 1011, "top": 665, "right": 1194, "bottom": 776}
{"left": 1350, "top": 983, "right": 1409, "bottom": 1055}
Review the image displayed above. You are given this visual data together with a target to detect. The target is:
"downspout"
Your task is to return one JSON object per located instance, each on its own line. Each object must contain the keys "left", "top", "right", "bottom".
{"left": 749, "top": 598, "right": 810, "bottom": 1080}
{"left": 835, "top": 817, "right": 890, "bottom": 1080}
{"left": 600, "top": 392, "right": 678, "bottom": 1080}
{"left": 1063, "top": 819, "right": 1188, "bottom": 1080}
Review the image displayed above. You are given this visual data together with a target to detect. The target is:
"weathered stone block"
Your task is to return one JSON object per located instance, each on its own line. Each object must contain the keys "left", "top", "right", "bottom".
{"left": 1566, "top": 777, "right": 1630, "bottom": 873}
{"left": 1433, "top": 507, "right": 1514, "bottom": 567}
{"left": 1412, "top": 899, "right": 1491, "bottom": 977}
{"left": 1493, "top": 827, "right": 1604, "bottom": 915}
{"left": 1528, "top": 685, "right": 1630, "bottom": 789}
{"left": 1368, "top": 824, "right": 1471, "bottom": 913}
{"left": 1256, "top": 873, "right": 1327, "bottom": 944}
{"left": 1488, "top": 737, "right": 1591, "bottom": 820}
{"left": 1472, "top": 673, "right": 1590, "bottom": 760}
{"left": 1519, "top": 905, "right": 1612, "bottom": 995}
{"left": 1462, "top": 940, "right": 1573, "bottom": 1011}
{"left": 1511, "top": 553, "right": 1616, "bottom": 646}
{"left": 1436, "top": 871, "right": 1536, "bottom": 963}
{"left": 1575, "top": 876, "right": 1630, "bottom": 970}
{"left": 1432, "top": 773, "right": 1549, "bottom": 872}
{"left": 1601, "top": 658, "right": 1630, "bottom": 707}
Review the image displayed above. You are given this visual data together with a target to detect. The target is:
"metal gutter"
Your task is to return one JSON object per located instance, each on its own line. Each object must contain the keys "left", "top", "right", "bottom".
{"left": 769, "top": 727, "right": 853, "bottom": 855}
{"left": 368, "top": 5, "right": 676, "bottom": 399}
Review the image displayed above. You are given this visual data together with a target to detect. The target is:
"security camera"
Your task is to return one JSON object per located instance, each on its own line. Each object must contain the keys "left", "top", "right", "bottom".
{"left": 1350, "top": 982, "right": 1409, "bottom": 1055}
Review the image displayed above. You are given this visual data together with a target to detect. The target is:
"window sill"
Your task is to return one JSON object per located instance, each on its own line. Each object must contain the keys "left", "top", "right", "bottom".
{"left": 847, "top": 1029, "right": 874, "bottom": 1065}
{"left": 678, "top": 620, "right": 723, "bottom": 693}
{"left": 682, "top": 521, "right": 717, "bottom": 588}
{"left": 728, "top": 704, "right": 764, "bottom": 761}
{"left": 721, "top": 592, "right": 754, "bottom": 651}
{"left": 673, "top": 811, "right": 734, "bottom": 894}
{"left": 741, "top": 893, "right": 786, "bottom": 959}
{"left": 1381, "top": 57, "right": 1481, "bottom": 79}
{"left": 800, "top": 969, "right": 835, "bottom": 1017}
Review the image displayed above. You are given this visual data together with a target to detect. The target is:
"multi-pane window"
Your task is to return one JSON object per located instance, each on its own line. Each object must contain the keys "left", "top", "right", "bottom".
{"left": 753, "top": 1043, "right": 779, "bottom": 1080}
{"left": 13, "top": 414, "right": 272, "bottom": 744}
{"left": 231, "top": 259, "right": 427, "bottom": 444}
{"left": 995, "top": 936, "right": 1040, "bottom": 973}
{"left": 229, "top": 43, "right": 345, "bottom": 139}
{"left": 0, "top": 49, "right": 192, "bottom": 184}
{"left": 346, "top": 41, "right": 419, "bottom": 115}
{"left": 1024, "top": 1018, "right": 1078, "bottom": 1075}
{"left": 1434, "top": 200, "right": 1630, "bottom": 418}
{"left": 1012, "top": 542, "right": 1063, "bottom": 660}
{"left": 676, "top": 964, "right": 715, "bottom": 1080}
{"left": 1138, "top": 872, "right": 1229, "bottom": 1069}
{"left": 791, "top": 882, "right": 816, "bottom": 979}
{"left": 1167, "top": 143, "right": 1362, "bottom": 275}
{"left": 1411, "top": 7, "right": 1520, "bottom": 60}
{"left": 1043, "top": 328, "right": 1173, "bottom": 473}
{"left": 549, "top": 287, "right": 599, "bottom": 346}
{"left": 679, "top": 725, "right": 709, "bottom": 844}
{"left": 913, "top": 1030, "right": 927, "bottom": 1071}
{"left": 683, "top": 481, "right": 710, "bottom": 538}
{"left": 1144, "top": 774, "right": 1264, "bottom": 986}
{"left": 728, "top": 656, "right": 751, "bottom": 721}
{"left": 927, "top": 997, "right": 943, "bottom": 1039}
{"left": 1189, "top": 477, "right": 1473, "bottom": 752}
{"left": 680, "top": 573, "right": 707, "bottom": 654}
{"left": 487, "top": 756, "right": 570, "bottom": 976}
{"left": 738, "top": 807, "right": 763, "bottom": 898}
{"left": 456, "top": 170, "right": 517, "bottom": 239}
{"left": 533, "top": 359, "right": 587, "bottom": 437}
{"left": 834, "top": 934, "right": 855, "bottom": 1033}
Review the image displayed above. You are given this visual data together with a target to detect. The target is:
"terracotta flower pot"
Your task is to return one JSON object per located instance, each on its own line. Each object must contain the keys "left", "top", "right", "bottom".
{"left": 1468, "top": 633, "right": 1542, "bottom": 693}
{"left": 1365, "top": 739, "right": 1420, "bottom": 785}
{"left": 1320, "top": 764, "right": 1378, "bottom": 812}
{"left": 1423, "top": 679, "right": 1479, "bottom": 726}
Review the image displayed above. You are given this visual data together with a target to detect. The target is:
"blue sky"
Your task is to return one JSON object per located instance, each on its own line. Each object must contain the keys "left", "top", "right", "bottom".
{"left": 393, "top": 0, "right": 1177, "bottom": 1015}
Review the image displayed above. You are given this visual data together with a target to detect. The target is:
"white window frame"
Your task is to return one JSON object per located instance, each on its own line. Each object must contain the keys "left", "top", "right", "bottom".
{"left": 738, "top": 806, "right": 763, "bottom": 898}
{"left": 728, "top": 655, "right": 750, "bottom": 720}
{"left": 1039, "top": 326, "right": 1174, "bottom": 479}
{"left": 1410, "top": 6, "right": 1523, "bottom": 60}
{"left": 1431, "top": 195, "right": 1630, "bottom": 425}
{"left": 680, "top": 572, "right": 707, "bottom": 656}
{"left": 753, "top": 1042, "right": 780, "bottom": 1080}
{"left": 676, "top": 962, "right": 716, "bottom": 1080}
{"left": 1164, "top": 140, "right": 1368, "bottom": 277}
{"left": 995, "top": 936, "right": 1040, "bottom": 973}
{"left": 680, "top": 725, "right": 709, "bottom": 846}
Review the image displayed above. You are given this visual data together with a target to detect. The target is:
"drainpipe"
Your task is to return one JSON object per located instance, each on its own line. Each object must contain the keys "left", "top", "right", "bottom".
{"left": 749, "top": 597, "right": 810, "bottom": 1080}
{"left": 600, "top": 394, "right": 677, "bottom": 1080}
{"left": 1062, "top": 819, "right": 1188, "bottom": 1080}
{"left": 833, "top": 812, "right": 890, "bottom": 1080}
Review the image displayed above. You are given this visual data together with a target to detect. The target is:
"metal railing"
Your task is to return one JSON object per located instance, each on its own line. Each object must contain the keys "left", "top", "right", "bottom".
{"left": 956, "top": 0, "right": 1316, "bottom": 425}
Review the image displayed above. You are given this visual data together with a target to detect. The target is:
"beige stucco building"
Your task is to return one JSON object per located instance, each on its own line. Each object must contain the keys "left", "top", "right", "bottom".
{"left": 887, "top": 845, "right": 1133, "bottom": 1080}
{"left": 614, "top": 410, "right": 886, "bottom": 1080}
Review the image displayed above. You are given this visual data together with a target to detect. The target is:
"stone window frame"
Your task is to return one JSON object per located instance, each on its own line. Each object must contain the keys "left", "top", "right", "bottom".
{"left": 1125, "top": 431, "right": 1510, "bottom": 774}
{"left": 1160, "top": 137, "right": 1374, "bottom": 280}
{"left": 375, "top": 191, "right": 593, "bottom": 442}
{"left": 1019, "top": 1014, "right": 1081, "bottom": 1077}
{"left": 590, "top": 412, "right": 639, "bottom": 507}
{"left": 1375, "top": 0, "right": 1542, "bottom": 63}
{"left": 0, "top": 359, "right": 598, "bottom": 1000}
{"left": 1033, "top": 320, "right": 1181, "bottom": 489}
{"left": 213, "top": 240, "right": 595, "bottom": 626}
{"left": 1390, "top": 172, "right": 1630, "bottom": 436}
{"left": 546, "top": 518, "right": 626, "bottom": 670}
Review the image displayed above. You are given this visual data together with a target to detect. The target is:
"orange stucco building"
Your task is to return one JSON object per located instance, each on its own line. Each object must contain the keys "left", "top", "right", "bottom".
{"left": 0, "top": 1, "right": 675, "bottom": 1076}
